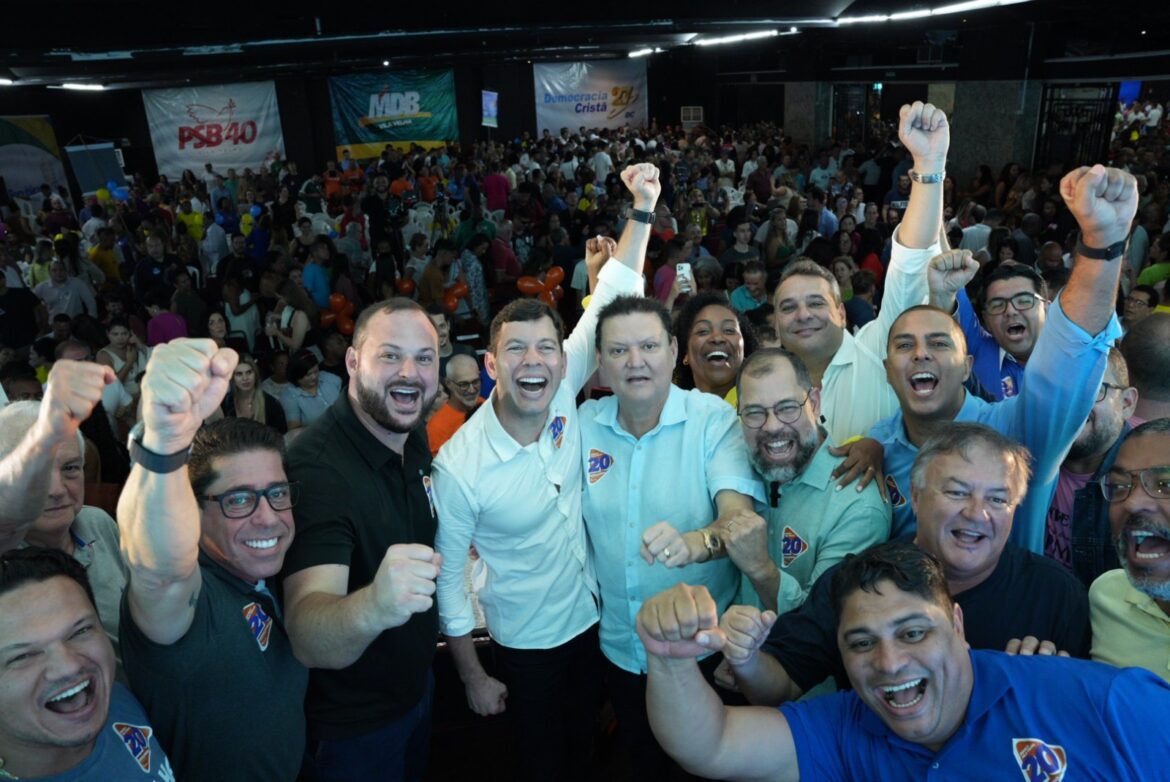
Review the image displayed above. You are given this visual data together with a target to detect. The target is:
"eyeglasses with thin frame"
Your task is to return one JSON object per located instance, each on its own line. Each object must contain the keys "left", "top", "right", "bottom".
{"left": 204, "top": 482, "right": 300, "bottom": 519}
{"left": 739, "top": 390, "right": 812, "bottom": 429}
{"left": 1098, "top": 467, "right": 1170, "bottom": 503}
{"left": 984, "top": 292, "right": 1047, "bottom": 316}
{"left": 448, "top": 378, "right": 482, "bottom": 392}
{"left": 1096, "top": 382, "right": 1125, "bottom": 403}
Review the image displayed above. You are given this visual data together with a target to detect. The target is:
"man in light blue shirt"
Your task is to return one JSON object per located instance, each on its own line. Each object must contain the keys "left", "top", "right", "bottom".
{"left": 580, "top": 295, "right": 762, "bottom": 778}
{"left": 872, "top": 165, "right": 1137, "bottom": 554}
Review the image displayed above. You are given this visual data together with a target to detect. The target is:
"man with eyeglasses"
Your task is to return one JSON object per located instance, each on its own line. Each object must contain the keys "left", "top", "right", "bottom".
{"left": 1046, "top": 348, "right": 1138, "bottom": 586}
{"left": 723, "top": 347, "right": 889, "bottom": 616}
{"left": 876, "top": 165, "right": 1133, "bottom": 554}
{"left": 945, "top": 263, "right": 1049, "bottom": 401}
{"left": 1123, "top": 285, "right": 1159, "bottom": 330}
{"left": 117, "top": 339, "right": 308, "bottom": 781}
{"left": 425, "top": 353, "right": 483, "bottom": 456}
{"left": 1089, "top": 417, "right": 1170, "bottom": 682}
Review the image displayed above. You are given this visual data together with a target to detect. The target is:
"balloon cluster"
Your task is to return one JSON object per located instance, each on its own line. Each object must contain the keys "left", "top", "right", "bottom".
{"left": 517, "top": 266, "right": 565, "bottom": 308}
{"left": 321, "top": 293, "right": 356, "bottom": 335}
{"left": 105, "top": 179, "right": 130, "bottom": 201}
{"left": 444, "top": 282, "right": 469, "bottom": 314}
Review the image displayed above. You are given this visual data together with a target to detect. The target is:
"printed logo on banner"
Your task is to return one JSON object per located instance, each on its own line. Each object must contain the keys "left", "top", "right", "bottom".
{"left": 780, "top": 527, "right": 809, "bottom": 568}
{"left": 179, "top": 98, "right": 259, "bottom": 150}
{"left": 608, "top": 85, "right": 640, "bottom": 120}
{"left": 1012, "top": 738, "right": 1067, "bottom": 781}
{"left": 587, "top": 449, "right": 613, "bottom": 484}
{"left": 112, "top": 722, "right": 153, "bottom": 772}
{"left": 549, "top": 416, "right": 567, "bottom": 449}
{"left": 242, "top": 602, "right": 273, "bottom": 652}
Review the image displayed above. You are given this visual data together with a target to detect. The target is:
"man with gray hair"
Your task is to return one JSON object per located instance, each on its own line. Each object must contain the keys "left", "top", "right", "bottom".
{"left": 426, "top": 352, "right": 483, "bottom": 456}
{"left": 0, "top": 359, "right": 129, "bottom": 669}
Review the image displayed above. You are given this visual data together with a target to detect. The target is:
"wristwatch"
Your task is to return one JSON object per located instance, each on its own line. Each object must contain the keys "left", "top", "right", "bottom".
{"left": 127, "top": 421, "right": 191, "bottom": 474}
{"left": 908, "top": 169, "right": 945, "bottom": 184}
{"left": 1075, "top": 232, "right": 1127, "bottom": 261}
{"left": 628, "top": 207, "right": 655, "bottom": 224}
{"left": 701, "top": 528, "right": 724, "bottom": 560}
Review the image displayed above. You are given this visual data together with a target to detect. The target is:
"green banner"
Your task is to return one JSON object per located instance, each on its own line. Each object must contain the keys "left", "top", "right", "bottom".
{"left": 329, "top": 70, "right": 459, "bottom": 159}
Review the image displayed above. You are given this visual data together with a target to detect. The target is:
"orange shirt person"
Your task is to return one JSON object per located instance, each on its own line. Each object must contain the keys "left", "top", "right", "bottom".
{"left": 427, "top": 354, "right": 484, "bottom": 455}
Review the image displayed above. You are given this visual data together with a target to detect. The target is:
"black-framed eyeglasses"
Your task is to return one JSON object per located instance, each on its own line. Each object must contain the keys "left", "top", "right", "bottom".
{"left": 204, "top": 482, "right": 299, "bottom": 519}
{"left": 1099, "top": 468, "right": 1170, "bottom": 503}
{"left": 1096, "top": 382, "right": 1124, "bottom": 403}
{"left": 448, "top": 378, "right": 481, "bottom": 392}
{"left": 739, "top": 391, "right": 812, "bottom": 429}
{"left": 984, "top": 292, "right": 1047, "bottom": 315}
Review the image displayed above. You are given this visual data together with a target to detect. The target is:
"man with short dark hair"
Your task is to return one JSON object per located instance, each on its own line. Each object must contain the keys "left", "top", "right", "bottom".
{"left": 718, "top": 219, "right": 761, "bottom": 271}
{"left": 431, "top": 164, "right": 656, "bottom": 782}
{"left": 1120, "top": 312, "right": 1170, "bottom": 424}
{"left": 118, "top": 340, "right": 307, "bottom": 781}
{"left": 729, "top": 261, "right": 768, "bottom": 313}
{"left": 1124, "top": 285, "right": 1159, "bottom": 329}
{"left": 636, "top": 540, "right": 1170, "bottom": 781}
{"left": 1090, "top": 418, "right": 1170, "bottom": 681}
{"left": 0, "top": 547, "right": 173, "bottom": 780}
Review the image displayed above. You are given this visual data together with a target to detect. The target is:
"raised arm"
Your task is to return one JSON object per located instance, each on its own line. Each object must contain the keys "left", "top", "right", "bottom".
{"left": 639, "top": 584, "right": 800, "bottom": 782}
{"left": 118, "top": 339, "right": 237, "bottom": 645}
{"left": 612, "top": 163, "right": 660, "bottom": 275}
{"left": 897, "top": 102, "right": 948, "bottom": 250}
{"left": 1059, "top": 165, "right": 1136, "bottom": 334}
{"left": 0, "top": 360, "right": 112, "bottom": 551}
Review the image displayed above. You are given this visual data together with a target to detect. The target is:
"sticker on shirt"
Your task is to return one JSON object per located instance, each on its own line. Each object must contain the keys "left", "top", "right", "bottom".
{"left": 587, "top": 449, "right": 613, "bottom": 484}
{"left": 548, "top": 415, "right": 567, "bottom": 449}
{"left": 112, "top": 721, "right": 154, "bottom": 773}
{"left": 242, "top": 601, "right": 273, "bottom": 652}
{"left": 422, "top": 474, "right": 437, "bottom": 519}
{"left": 885, "top": 475, "right": 907, "bottom": 507}
{"left": 1013, "top": 737, "right": 1067, "bottom": 781}
{"left": 780, "top": 527, "right": 809, "bottom": 568}
{"left": 1002, "top": 375, "right": 1017, "bottom": 398}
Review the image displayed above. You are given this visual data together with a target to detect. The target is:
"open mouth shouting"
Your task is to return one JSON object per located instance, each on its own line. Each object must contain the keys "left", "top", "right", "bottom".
{"left": 704, "top": 349, "right": 732, "bottom": 367}
{"left": 908, "top": 372, "right": 939, "bottom": 397}
{"left": 44, "top": 677, "right": 97, "bottom": 718}
{"left": 759, "top": 436, "right": 796, "bottom": 463}
{"left": 1123, "top": 526, "right": 1170, "bottom": 563}
{"left": 1002, "top": 321, "right": 1028, "bottom": 342}
{"left": 878, "top": 677, "right": 928, "bottom": 712}
{"left": 515, "top": 375, "right": 549, "bottom": 399}
{"left": 388, "top": 384, "right": 423, "bottom": 410}
{"left": 949, "top": 527, "right": 989, "bottom": 548}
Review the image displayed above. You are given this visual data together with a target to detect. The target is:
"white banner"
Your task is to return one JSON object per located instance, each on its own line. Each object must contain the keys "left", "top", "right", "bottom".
{"left": 142, "top": 81, "right": 285, "bottom": 179}
{"left": 533, "top": 60, "right": 648, "bottom": 135}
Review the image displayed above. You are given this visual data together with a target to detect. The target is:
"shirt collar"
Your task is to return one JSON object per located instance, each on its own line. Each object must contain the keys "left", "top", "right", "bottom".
{"left": 793, "top": 434, "right": 836, "bottom": 490}
{"left": 827, "top": 330, "right": 859, "bottom": 371}
{"left": 332, "top": 393, "right": 424, "bottom": 472}
{"left": 482, "top": 391, "right": 526, "bottom": 462}
{"left": 594, "top": 384, "right": 688, "bottom": 439}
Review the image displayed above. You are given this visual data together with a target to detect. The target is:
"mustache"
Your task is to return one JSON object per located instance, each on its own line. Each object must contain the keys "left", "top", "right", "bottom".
{"left": 1113, "top": 515, "right": 1170, "bottom": 549}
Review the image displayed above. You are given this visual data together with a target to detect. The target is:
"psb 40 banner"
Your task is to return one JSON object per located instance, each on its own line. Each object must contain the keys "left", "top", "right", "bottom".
{"left": 533, "top": 60, "right": 648, "bottom": 135}
{"left": 142, "top": 81, "right": 286, "bottom": 179}
{"left": 0, "top": 115, "right": 69, "bottom": 199}
{"left": 329, "top": 70, "right": 459, "bottom": 159}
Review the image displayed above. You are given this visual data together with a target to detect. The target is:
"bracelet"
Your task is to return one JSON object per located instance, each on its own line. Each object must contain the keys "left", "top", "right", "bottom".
{"left": 908, "top": 169, "right": 945, "bottom": 185}
{"left": 1075, "top": 232, "right": 1127, "bottom": 261}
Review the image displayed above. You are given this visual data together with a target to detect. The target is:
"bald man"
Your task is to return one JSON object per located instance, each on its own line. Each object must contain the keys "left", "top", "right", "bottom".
{"left": 427, "top": 353, "right": 484, "bottom": 456}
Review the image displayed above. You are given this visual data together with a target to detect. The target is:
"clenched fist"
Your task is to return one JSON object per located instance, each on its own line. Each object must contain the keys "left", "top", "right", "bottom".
{"left": 621, "top": 163, "right": 662, "bottom": 210}
{"left": 140, "top": 339, "right": 238, "bottom": 454}
{"left": 37, "top": 360, "right": 114, "bottom": 443}
{"left": 1059, "top": 165, "right": 1138, "bottom": 249}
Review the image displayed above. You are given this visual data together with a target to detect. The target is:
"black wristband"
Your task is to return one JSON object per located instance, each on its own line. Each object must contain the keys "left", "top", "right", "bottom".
{"left": 628, "top": 208, "right": 655, "bottom": 224}
{"left": 127, "top": 422, "right": 191, "bottom": 474}
{"left": 1075, "top": 232, "right": 1127, "bottom": 261}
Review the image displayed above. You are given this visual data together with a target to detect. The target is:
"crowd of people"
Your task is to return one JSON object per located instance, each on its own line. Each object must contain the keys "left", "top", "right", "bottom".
{"left": 1, "top": 95, "right": 1170, "bottom": 781}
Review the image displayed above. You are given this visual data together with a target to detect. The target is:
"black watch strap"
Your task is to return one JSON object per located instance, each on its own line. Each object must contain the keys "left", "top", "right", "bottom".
{"left": 128, "top": 423, "right": 191, "bottom": 474}
{"left": 1075, "top": 232, "right": 1127, "bottom": 261}
{"left": 629, "top": 208, "right": 655, "bottom": 224}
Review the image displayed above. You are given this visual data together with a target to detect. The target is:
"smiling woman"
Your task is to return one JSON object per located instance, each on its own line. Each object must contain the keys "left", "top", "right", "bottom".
{"left": 673, "top": 292, "right": 758, "bottom": 403}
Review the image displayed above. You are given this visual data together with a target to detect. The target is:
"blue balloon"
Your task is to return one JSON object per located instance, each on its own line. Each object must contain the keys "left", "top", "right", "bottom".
{"left": 113, "top": 187, "right": 129, "bottom": 200}
{"left": 328, "top": 230, "right": 338, "bottom": 239}
{"left": 249, "top": 205, "right": 262, "bottom": 218}
{"left": 106, "top": 179, "right": 118, "bottom": 191}
{"left": 215, "top": 213, "right": 226, "bottom": 226}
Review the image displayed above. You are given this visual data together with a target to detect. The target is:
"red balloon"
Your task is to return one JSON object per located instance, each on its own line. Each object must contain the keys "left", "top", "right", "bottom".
{"left": 341, "top": 301, "right": 355, "bottom": 317}
{"left": 337, "top": 315, "right": 355, "bottom": 336}
{"left": 450, "top": 281, "right": 470, "bottom": 299}
{"left": 545, "top": 265, "right": 565, "bottom": 288}
{"left": 553, "top": 284, "right": 564, "bottom": 300}
{"left": 517, "top": 276, "right": 544, "bottom": 295}
{"left": 444, "top": 292, "right": 460, "bottom": 313}
{"left": 329, "top": 293, "right": 346, "bottom": 313}
{"left": 320, "top": 311, "right": 337, "bottom": 328}
{"left": 538, "top": 290, "right": 556, "bottom": 308}
{"left": 394, "top": 278, "right": 416, "bottom": 295}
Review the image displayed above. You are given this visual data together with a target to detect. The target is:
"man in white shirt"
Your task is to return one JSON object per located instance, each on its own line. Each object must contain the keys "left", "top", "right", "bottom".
{"left": 431, "top": 164, "right": 658, "bottom": 782}
{"left": 772, "top": 102, "right": 945, "bottom": 446}
{"left": 590, "top": 143, "right": 614, "bottom": 185}
{"left": 34, "top": 259, "right": 96, "bottom": 319}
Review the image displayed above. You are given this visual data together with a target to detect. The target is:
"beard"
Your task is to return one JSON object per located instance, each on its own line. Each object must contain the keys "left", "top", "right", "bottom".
{"left": 748, "top": 425, "right": 820, "bottom": 485}
{"left": 1067, "top": 413, "right": 1120, "bottom": 462}
{"left": 354, "top": 374, "right": 434, "bottom": 435}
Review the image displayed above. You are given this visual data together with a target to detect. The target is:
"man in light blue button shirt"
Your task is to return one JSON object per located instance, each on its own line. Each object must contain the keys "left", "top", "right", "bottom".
{"left": 580, "top": 295, "right": 763, "bottom": 778}
{"left": 872, "top": 165, "right": 1137, "bottom": 554}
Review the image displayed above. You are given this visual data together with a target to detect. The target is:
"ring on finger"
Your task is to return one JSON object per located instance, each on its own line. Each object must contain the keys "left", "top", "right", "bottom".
{"left": 663, "top": 547, "right": 671, "bottom": 559}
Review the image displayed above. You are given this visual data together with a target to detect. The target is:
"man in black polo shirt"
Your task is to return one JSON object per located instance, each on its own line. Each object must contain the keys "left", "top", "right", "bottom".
{"left": 716, "top": 422, "right": 1089, "bottom": 705}
{"left": 281, "top": 297, "right": 443, "bottom": 781}
{"left": 117, "top": 339, "right": 308, "bottom": 781}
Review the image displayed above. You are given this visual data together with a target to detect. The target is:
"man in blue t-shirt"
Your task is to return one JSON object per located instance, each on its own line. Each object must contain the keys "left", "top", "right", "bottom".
{"left": 637, "top": 541, "right": 1170, "bottom": 781}
{"left": 0, "top": 548, "right": 172, "bottom": 781}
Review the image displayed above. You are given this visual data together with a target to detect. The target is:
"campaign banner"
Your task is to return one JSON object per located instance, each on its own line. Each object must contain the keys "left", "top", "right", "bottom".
{"left": 142, "top": 81, "right": 285, "bottom": 179}
{"left": 533, "top": 60, "right": 648, "bottom": 134}
{"left": 0, "top": 115, "right": 70, "bottom": 200}
{"left": 329, "top": 70, "right": 459, "bottom": 159}
{"left": 482, "top": 90, "right": 499, "bottom": 128}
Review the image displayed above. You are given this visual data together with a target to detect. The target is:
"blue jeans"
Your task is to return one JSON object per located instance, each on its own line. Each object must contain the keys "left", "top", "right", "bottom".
{"left": 303, "top": 670, "right": 435, "bottom": 782}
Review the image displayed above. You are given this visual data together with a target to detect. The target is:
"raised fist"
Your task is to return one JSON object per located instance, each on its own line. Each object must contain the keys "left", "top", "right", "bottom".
{"left": 927, "top": 249, "right": 980, "bottom": 297}
{"left": 636, "top": 583, "right": 720, "bottom": 660}
{"left": 898, "top": 102, "right": 950, "bottom": 167}
{"left": 38, "top": 360, "right": 114, "bottom": 442}
{"left": 620, "top": 163, "right": 662, "bottom": 210}
{"left": 1059, "top": 165, "right": 1138, "bottom": 249}
{"left": 140, "top": 339, "right": 238, "bottom": 454}
{"left": 585, "top": 234, "right": 618, "bottom": 278}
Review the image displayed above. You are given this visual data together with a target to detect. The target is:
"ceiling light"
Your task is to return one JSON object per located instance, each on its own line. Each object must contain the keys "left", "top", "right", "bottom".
{"left": 382, "top": 60, "right": 389, "bottom": 66}
{"left": 59, "top": 83, "right": 106, "bottom": 91}
{"left": 0, "top": 78, "right": 14, "bottom": 86}
{"left": 629, "top": 47, "right": 664, "bottom": 58}
{"left": 837, "top": 0, "right": 1029, "bottom": 24}
{"left": 694, "top": 30, "right": 778, "bottom": 47}
{"left": 889, "top": 9, "right": 932, "bottom": 19}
